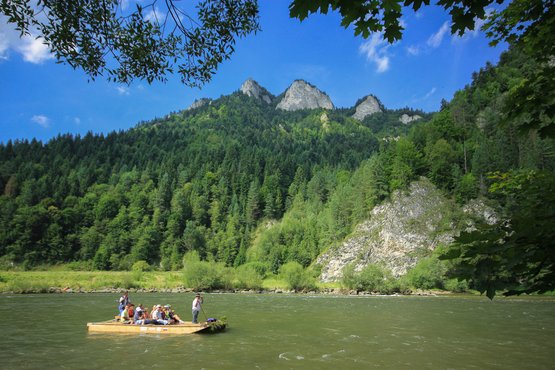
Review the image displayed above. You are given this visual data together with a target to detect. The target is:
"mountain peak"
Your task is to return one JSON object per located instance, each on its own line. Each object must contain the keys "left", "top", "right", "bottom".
{"left": 240, "top": 78, "right": 273, "bottom": 104}
{"left": 276, "top": 80, "right": 334, "bottom": 111}
{"left": 352, "top": 95, "right": 383, "bottom": 121}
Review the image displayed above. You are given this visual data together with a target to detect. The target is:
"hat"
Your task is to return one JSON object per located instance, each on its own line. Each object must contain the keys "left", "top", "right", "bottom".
{"left": 164, "top": 304, "right": 171, "bottom": 308}
{"left": 136, "top": 307, "right": 142, "bottom": 312}
{"left": 156, "top": 304, "right": 162, "bottom": 308}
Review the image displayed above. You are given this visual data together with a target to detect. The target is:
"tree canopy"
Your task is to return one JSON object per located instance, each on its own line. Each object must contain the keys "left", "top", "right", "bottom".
{"left": 2, "top": 0, "right": 552, "bottom": 88}
{"left": 1, "top": 0, "right": 260, "bottom": 86}
{"left": 440, "top": 170, "right": 555, "bottom": 299}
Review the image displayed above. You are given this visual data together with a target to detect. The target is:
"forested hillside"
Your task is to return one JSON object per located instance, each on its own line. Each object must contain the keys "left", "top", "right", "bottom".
{"left": 0, "top": 90, "right": 420, "bottom": 270}
{"left": 1, "top": 44, "right": 553, "bottom": 295}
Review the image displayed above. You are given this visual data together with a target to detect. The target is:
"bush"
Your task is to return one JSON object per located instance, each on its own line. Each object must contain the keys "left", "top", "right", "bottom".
{"left": 405, "top": 257, "right": 447, "bottom": 290}
{"left": 341, "top": 263, "right": 395, "bottom": 293}
{"left": 235, "top": 264, "right": 263, "bottom": 290}
{"left": 65, "top": 261, "right": 93, "bottom": 271}
{"left": 120, "top": 273, "right": 141, "bottom": 289}
{"left": 341, "top": 263, "right": 358, "bottom": 290}
{"left": 279, "top": 261, "right": 317, "bottom": 291}
{"left": 240, "top": 261, "right": 270, "bottom": 278}
{"left": 132, "top": 260, "right": 151, "bottom": 272}
{"left": 444, "top": 278, "right": 469, "bottom": 292}
{"left": 358, "top": 264, "right": 393, "bottom": 292}
{"left": 183, "top": 259, "right": 229, "bottom": 291}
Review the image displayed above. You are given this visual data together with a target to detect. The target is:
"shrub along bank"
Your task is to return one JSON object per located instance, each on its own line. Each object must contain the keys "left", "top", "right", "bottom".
{"left": 0, "top": 252, "right": 470, "bottom": 294}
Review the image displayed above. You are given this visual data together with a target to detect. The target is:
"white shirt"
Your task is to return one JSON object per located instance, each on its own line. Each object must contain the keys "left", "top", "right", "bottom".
{"left": 192, "top": 297, "right": 202, "bottom": 312}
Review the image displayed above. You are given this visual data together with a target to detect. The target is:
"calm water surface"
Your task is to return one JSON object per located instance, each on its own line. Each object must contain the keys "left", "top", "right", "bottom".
{"left": 0, "top": 293, "right": 553, "bottom": 369}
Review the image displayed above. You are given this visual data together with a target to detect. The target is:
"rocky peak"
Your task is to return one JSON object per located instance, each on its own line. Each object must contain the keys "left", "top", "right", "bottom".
{"left": 240, "top": 78, "right": 273, "bottom": 104}
{"left": 187, "top": 98, "right": 212, "bottom": 111}
{"left": 399, "top": 113, "right": 422, "bottom": 124}
{"left": 276, "top": 80, "right": 334, "bottom": 111}
{"left": 352, "top": 95, "right": 383, "bottom": 121}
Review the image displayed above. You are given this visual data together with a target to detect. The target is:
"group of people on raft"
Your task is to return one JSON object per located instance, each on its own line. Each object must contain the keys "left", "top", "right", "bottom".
{"left": 117, "top": 291, "right": 203, "bottom": 325}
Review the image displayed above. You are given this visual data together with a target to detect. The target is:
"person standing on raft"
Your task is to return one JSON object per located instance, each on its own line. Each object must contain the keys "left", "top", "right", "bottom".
{"left": 118, "top": 291, "right": 130, "bottom": 313}
{"left": 191, "top": 293, "right": 203, "bottom": 324}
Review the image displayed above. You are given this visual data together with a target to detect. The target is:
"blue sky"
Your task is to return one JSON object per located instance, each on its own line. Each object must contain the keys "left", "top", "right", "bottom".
{"left": 0, "top": 1, "right": 507, "bottom": 144}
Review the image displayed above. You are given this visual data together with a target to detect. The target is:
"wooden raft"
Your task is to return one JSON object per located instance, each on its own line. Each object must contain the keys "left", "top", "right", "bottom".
{"left": 87, "top": 320, "right": 210, "bottom": 334}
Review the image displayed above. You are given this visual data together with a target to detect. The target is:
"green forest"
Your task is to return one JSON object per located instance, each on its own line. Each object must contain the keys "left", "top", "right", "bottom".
{"left": 1, "top": 42, "right": 554, "bottom": 296}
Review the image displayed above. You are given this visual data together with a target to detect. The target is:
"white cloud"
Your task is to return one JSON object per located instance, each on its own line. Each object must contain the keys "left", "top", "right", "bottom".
{"left": 359, "top": 33, "right": 391, "bottom": 73}
{"left": 18, "top": 36, "right": 53, "bottom": 63}
{"left": 409, "top": 87, "right": 437, "bottom": 105}
{"left": 117, "top": 86, "right": 130, "bottom": 95}
{"left": 422, "top": 87, "right": 437, "bottom": 100}
{"left": 0, "top": 15, "right": 53, "bottom": 63}
{"left": 31, "top": 115, "right": 50, "bottom": 128}
{"left": 0, "top": 35, "right": 10, "bottom": 60}
{"left": 427, "top": 21, "right": 450, "bottom": 48}
{"left": 406, "top": 45, "right": 420, "bottom": 56}
{"left": 74, "top": 117, "right": 81, "bottom": 125}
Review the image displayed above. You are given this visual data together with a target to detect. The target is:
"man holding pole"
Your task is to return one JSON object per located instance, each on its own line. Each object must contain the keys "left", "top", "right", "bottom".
{"left": 191, "top": 293, "right": 203, "bottom": 324}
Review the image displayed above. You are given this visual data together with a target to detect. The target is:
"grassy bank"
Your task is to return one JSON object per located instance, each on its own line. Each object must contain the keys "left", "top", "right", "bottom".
{"left": 0, "top": 271, "right": 177, "bottom": 293}
{"left": 0, "top": 270, "right": 316, "bottom": 294}
{"left": 2, "top": 271, "right": 553, "bottom": 299}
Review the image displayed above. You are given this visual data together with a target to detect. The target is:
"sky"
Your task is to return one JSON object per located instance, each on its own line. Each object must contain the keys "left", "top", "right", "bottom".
{"left": 0, "top": 1, "right": 508, "bottom": 144}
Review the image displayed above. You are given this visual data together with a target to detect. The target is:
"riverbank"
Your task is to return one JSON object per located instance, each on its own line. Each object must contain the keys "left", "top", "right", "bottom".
{"left": 3, "top": 270, "right": 552, "bottom": 298}
{"left": 0, "top": 270, "right": 446, "bottom": 296}
{"left": 0, "top": 270, "right": 320, "bottom": 294}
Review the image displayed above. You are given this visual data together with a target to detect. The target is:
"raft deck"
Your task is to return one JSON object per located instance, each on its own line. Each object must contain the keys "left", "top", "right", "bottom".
{"left": 87, "top": 320, "right": 211, "bottom": 334}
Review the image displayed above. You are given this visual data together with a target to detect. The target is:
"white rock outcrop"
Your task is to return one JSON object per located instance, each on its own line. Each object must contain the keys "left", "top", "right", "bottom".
{"left": 316, "top": 178, "right": 495, "bottom": 282}
{"left": 276, "top": 80, "right": 334, "bottom": 111}
{"left": 352, "top": 95, "right": 382, "bottom": 121}
{"left": 240, "top": 78, "right": 273, "bottom": 104}
{"left": 187, "top": 98, "right": 212, "bottom": 111}
{"left": 399, "top": 113, "right": 422, "bottom": 124}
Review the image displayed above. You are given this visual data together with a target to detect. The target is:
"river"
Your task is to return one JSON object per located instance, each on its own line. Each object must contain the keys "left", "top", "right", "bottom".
{"left": 0, "top": 293, "right": 553, "bottom": 369}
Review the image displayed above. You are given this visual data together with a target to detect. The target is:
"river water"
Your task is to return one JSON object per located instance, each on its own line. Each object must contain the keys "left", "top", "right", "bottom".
{"left": 0, "top": 293, "right": 553, "bottom": 369}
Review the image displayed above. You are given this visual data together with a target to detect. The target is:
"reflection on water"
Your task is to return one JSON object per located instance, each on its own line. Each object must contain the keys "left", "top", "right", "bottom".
{"left": 0, "top": 293, "right": 554, "bottom": 369}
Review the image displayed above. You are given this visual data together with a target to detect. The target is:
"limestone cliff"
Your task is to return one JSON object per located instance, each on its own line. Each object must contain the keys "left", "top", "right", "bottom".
{"left": 352, "top": 95, "right": 383, "bottom": 121}
{"left": 187, "top": 98, "right": 212, "bottom": 111}
{"left": 317, "top": 178, "right": 495, "bottom": 282}
{"left": 240, "top": 78, "right": 273, "bottom": 104}
{"left": 276, "top": 80, "right": 334, "bottom": 111}
{"left": 399, "top": 114, "right": 422, "bottom": 124}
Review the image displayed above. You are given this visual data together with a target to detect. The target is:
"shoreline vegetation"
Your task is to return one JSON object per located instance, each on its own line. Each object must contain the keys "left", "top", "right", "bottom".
{"left": 0, "top": 270, "right": 447, "bottom": 296}
{"left": 1, "top": 270, "right": 552, "bottom": 299}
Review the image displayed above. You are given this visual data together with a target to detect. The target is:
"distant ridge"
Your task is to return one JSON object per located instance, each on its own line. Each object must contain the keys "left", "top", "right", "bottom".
{"left": 188, "top": 78, "right": 391, "bottom": 114}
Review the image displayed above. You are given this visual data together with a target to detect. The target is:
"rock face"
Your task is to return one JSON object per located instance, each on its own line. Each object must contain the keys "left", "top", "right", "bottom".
{"left": 399, "top": 113, "right": 422, "bottom": 124}
{"left": 276, "top": 80, "right": 334, "bottom": 111}
{"left": 316, "top": 178, "right": 495, "bottom": 282}
{"left": 187, "top": 98, "right": 212, "bottom": 110}
{"left": 352, "top": 95, "right": 382, "bottom": 121}
{"left": 240, "top": 78, "right": 273, "bottom": 104}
